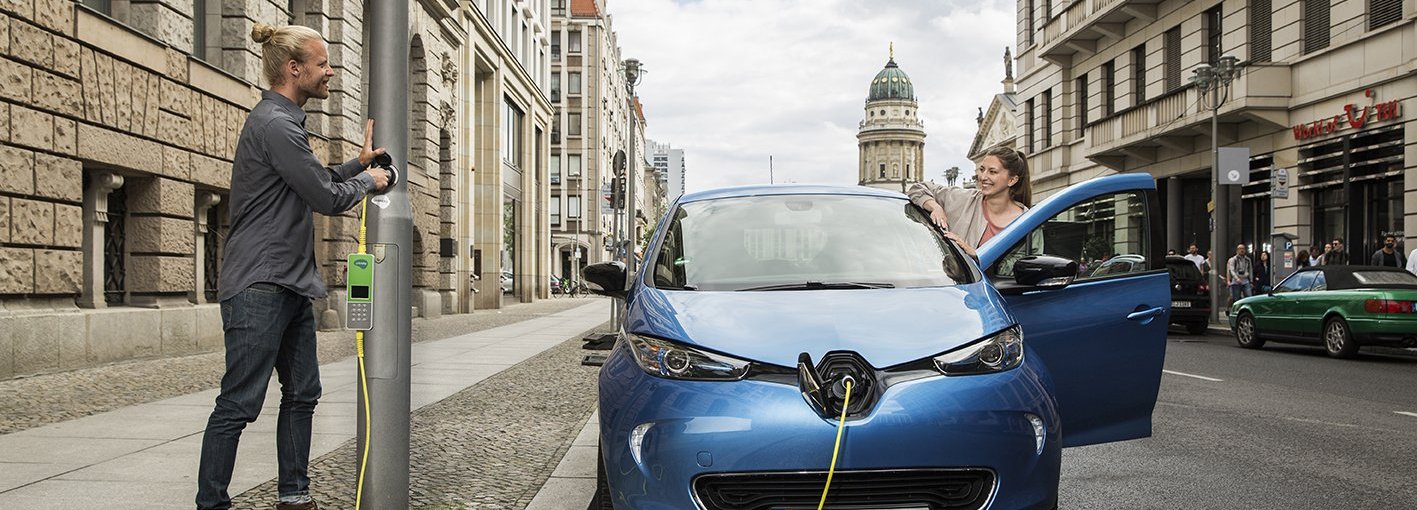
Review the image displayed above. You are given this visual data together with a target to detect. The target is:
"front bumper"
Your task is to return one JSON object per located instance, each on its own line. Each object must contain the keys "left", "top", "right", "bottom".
{"left": 596, "top": 347, "right": 1062, "bottom": 510}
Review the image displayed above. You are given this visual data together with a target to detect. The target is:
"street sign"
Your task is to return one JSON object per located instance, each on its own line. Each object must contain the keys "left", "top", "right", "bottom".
{"left": 1218, "top": 147, "right": 1250, "bottom": 185}
{"left": 1271, "top": 168, "right": 1289, "bottom": 199}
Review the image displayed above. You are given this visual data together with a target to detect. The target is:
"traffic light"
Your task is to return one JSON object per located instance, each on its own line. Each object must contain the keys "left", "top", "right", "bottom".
{"left": 613, "top": 176, "right": 627, "bottom": 209}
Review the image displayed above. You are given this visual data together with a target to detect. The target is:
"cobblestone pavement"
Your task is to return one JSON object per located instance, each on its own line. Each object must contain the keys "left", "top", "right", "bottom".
{"left": 230, "top": 323, "right": 607, "bottom": 509}
{"left": 0, "top": 298, "right": 607, "bottom": 434}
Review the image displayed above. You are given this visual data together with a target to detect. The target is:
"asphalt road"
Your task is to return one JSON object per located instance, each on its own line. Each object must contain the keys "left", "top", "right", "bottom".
{"left": 1058, "top": 326, "right": 1417, "bottom": 509}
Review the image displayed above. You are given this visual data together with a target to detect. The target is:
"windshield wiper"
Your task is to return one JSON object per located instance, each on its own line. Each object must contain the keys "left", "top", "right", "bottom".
{"left": 736, "top": 281, "right": 896, "bottom": 291}
{"left": 656, "top": 284, "right": 699, "bottom": 291}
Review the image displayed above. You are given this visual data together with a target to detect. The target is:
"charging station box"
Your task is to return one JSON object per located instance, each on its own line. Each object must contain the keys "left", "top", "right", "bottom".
{"left": 347, "top": 253, "right": 374, "bottom": 330}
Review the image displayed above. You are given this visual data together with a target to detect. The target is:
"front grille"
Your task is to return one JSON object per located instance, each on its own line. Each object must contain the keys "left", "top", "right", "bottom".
{"left": 693, "top": 469, "right": 995, "bottom": 510}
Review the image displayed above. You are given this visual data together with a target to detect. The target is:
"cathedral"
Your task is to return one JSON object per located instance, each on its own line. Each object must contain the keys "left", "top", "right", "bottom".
{"left": 858, "top": 46, "right": 927, "bottom": 192}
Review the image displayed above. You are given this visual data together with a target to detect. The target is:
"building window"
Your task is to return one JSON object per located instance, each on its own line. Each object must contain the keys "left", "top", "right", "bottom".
{"left": 203, "top": 203, "right": 224, "bottom": 302}
{"left": 1041, "top": 89, "right": 1052, "bottom": 149}
{"left": 568, "top": 30, "right": 582, "bottom": 53}
{"left": 552, "top": 0, "right": 566, "bottom": 16}
{"left": 550, "top": 154, "right": 561, "bottom": 184}
{"left": 879, "top": 163, "right": 886, "bottom": 179}
{"left": 568, "top": 195, "right": 582, "bottom": 218}
{"left": 568, "top": 113, "right": 582, "bottom": 136}
{"left": 550, "top": 197, "right": 561, "bottom": 226}
{"left": 1205, "top": 6, "right": 1223, "bottom": 66}
{"left": 550, "top": 73, "right": 561, "bottom": 101}
{"left": 568, "top": 72, "right": 582, "bottom": 95}
{"left": 503, "top": 99, "right": 524, "bottom": 168}
{"left": 1076, "top": 75, "right": 1089, "bottom": 132}
{"left": 1370, "top": 0, "right": 1402, "bottom": 29}
{"left": 1303, "top": 0, "right": 1329, "bottom": 54}
{"left": 1025, "top": 98, "right": 1036, "bottom": 152}
{"left": 1102, "top": 60, "right": 1116, "bottom": 116}
{"left": 1251, "top": 0, "right": 1272, "bottom": 62}
{"left": 1026, "top": 0, "right": 1035, "bottom": 46}
{"left": 551, "top": 31, "right": 561, "bottom": 59}
{"left": 1164, "top": 26, "right": 1181, "bottom": 91}
{"left": 1131, "top": 45, "right": 1146, "bottom": 104}
{"left": 104, "top": 185, "right": 128, "bottom": 305}
{"left": 82, "top": 0, "right": 113, "bottom": 15}
{"left": 568, "top": 154, "right": 582, "bottom": 176}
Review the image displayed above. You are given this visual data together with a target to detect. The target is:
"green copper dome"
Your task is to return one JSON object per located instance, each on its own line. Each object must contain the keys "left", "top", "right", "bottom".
{"left": 868, "top": 58, "right": 915, "bottom": 102}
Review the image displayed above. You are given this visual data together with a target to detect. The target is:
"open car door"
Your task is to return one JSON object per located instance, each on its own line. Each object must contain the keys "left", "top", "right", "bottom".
{"left": 978, "top": 173, "right": 1168, "bottom": 447}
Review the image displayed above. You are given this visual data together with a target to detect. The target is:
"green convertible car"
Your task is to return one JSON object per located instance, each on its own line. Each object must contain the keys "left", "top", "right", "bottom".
{"left": 1229, "top": 265, "right": 1417, "bottom": 358}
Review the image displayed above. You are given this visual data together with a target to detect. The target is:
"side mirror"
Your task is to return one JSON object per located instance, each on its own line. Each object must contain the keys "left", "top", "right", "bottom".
{"left": 584, "top": 261, "right": 628, "bottom": 300}
{"left": 1014, "top": 255, "right": 1079, "bottom": 290}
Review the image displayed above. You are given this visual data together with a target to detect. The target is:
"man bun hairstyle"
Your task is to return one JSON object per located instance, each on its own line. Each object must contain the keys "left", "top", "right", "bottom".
{"left": 982, "top": 146, "right": 1033, "bottom": 208}
{"left": 250, "top": 23, "right": 323, "bottom": 87}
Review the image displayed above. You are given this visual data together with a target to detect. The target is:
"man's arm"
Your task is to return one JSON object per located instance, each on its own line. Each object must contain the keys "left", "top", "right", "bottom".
{"left": 265, "top": 118, "right": 375, "bottom": 215}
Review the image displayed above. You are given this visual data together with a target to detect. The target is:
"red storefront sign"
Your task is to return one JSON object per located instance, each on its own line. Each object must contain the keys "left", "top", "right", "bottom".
{"left": 1291, "top": 89, "right": 1403, "bottom": 140}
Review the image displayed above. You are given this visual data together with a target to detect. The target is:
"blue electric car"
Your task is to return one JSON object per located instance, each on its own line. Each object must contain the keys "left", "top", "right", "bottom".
{"left": 584, "top": 174, "right": 1169, "bottom": 510}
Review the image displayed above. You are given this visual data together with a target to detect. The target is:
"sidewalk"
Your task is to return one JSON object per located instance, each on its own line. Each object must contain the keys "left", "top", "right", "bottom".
{"left": 0, "top": 300, "right": 610, "bottom": 509}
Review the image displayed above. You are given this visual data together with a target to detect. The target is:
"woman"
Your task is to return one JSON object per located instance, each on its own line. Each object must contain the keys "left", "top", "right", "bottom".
{"left": 1255, "top": 251, "right": 1272, "bottom": 293}
{"left": 907, "top": 146, "right": 1032, "bottom": 257}
{"left": 1296, "top": 249, "right": 1312, "bottom": 268}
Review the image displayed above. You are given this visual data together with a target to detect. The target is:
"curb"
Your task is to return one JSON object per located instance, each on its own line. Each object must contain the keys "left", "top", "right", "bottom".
{"left": 525, "top": 412, "right": 600, "bottom": 510}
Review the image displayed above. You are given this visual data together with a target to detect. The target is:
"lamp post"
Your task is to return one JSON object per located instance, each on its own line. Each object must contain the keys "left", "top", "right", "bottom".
{"left": 1191, "top": 54, "right": 1240, "bottom": 324}
{"left": 622, "top": 58, "right": 645, "bottom": 291}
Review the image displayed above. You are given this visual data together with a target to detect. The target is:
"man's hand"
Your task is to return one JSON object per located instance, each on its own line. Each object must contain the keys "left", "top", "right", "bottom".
{"left": 365, "top": 166, "right": 390, "bottom": 192}
{"left": 358, "top": 119, "right": 388, "bottom": 167}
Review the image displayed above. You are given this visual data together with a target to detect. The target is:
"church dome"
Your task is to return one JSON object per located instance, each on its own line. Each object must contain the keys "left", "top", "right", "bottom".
{"left": 868, "top": 58, "right": 915, "bottom": 102}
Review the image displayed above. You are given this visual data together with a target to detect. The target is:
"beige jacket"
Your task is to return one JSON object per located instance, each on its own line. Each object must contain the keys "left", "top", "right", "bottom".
{"left": 906, "top": 181, "right": 1028, "bottom": 246}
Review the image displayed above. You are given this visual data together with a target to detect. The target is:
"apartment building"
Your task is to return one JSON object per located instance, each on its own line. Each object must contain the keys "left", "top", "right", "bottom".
{"left": 1015, "top": 0, "right": 1414, "bottom": 261}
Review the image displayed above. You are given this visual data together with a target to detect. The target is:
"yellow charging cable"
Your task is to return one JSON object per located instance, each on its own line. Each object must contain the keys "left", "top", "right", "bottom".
{"left": 354, "top": 198, "right": 372, "bottom": 509}
{"left": 816, "top": 379, "right": 852, "bottom": 510}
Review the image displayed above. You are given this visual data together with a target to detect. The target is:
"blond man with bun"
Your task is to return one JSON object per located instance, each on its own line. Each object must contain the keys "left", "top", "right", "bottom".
{"left": 196, "top": 23, "right": 389, "bottom": 510}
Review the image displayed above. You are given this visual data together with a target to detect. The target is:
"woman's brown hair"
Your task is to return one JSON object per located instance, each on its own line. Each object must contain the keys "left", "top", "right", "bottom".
{"left": 982, "top": 146, "right": 1032, "bottom": 208}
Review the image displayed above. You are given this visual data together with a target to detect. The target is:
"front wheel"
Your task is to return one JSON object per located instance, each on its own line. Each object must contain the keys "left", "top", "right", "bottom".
{"left": 1323, "top": 317, "right": 1358, "bottom": 358}
{"left": 1235, "top": 313, "right": 1265, "bottom": 349}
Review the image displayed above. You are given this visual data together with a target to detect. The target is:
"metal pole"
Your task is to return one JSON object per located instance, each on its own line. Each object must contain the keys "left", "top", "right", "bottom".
{"left": 625, "top": 103, "right": 637, "bottom": 288}
{"left": 1209, "top": 85, "right": 1227, "bottom": 325}
{"left": 769, "top": 155, "right": 774, "bottom": 185}
{"left": 362, "top": 4, "right": 411, "bottom": 508}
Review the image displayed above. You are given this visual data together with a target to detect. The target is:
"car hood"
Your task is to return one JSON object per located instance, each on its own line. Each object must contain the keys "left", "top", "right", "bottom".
{"left": 624, "top": 282, "right": 1014, "bottom": 369}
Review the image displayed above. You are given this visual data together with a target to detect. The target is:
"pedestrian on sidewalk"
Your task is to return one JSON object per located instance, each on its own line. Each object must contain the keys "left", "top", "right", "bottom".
{"left": 1407, "top": 237, "right": 1417, "bottom": 276}
{"left": 1308, "top": 244, "right": 1324, "bottom": 266}
{"left": 1369, "top": 235, "right": 1406, "bottom": 268}
{"left": 1226, "top": 244, "right": 1252, "bottom": 311}
{"left": 1183, "top": 243, "right": 1205, "bottom": 270}
{"left": 1255, "top": 250, "right": 1272, "bottom": 294}
{"left": 907, "top": 146, "right": 1032, "bottom": 259}
{"left": 1323, "top": 237, "right": 1349, "bottom": 265}
{"left": 196, "top": 23, "right": 390, "bottom": 510}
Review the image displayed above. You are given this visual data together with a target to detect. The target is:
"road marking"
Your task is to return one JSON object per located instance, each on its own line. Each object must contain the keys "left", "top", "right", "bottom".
{"left": 1395, "top": 411, "right": 1417, "bottom": 419}
{"left": 1162, "top": 369, "right": 1224, "bottom": 382}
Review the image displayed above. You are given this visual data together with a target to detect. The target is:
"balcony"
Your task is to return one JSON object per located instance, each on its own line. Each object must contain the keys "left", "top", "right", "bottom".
{"left": 1086, "top": 64, "right": 1292, "bottom": 169}
{"left": 1035, "top": 0, "right": 1163, "bottom": 65}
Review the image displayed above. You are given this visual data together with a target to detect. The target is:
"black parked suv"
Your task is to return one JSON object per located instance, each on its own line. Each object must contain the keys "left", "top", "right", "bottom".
{"left": 1165, "top": 255, "right": 1211, "bottom": 334}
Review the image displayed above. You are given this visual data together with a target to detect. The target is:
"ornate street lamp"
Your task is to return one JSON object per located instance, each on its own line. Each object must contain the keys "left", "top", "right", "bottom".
{"left": 1191, "top": 54, "right": 1240, "bottom": 323}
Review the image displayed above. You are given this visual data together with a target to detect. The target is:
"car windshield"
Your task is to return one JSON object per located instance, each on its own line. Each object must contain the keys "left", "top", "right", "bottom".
{"left": 1166, "top": 260, "right": 1203, "bottom": 281}
{"left": 650, "top": 194, "right": 974, "bottom": 291}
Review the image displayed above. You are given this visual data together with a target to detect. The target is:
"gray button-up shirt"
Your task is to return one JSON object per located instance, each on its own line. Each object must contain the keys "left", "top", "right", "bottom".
{"left": 218, "top": 91, "right": 375, "bottom": 302}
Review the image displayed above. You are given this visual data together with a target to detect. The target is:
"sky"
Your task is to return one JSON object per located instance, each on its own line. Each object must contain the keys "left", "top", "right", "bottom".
{"left": 611, "top": 0, "right": 1017, "bottom": 192}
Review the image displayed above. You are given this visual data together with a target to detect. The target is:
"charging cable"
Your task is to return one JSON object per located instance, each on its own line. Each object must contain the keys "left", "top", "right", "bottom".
{"left": 816, "top": 377, "right": 853, "bottom": 510}
{"left": 354, "top": 196, "right": 372, "bottom": 509}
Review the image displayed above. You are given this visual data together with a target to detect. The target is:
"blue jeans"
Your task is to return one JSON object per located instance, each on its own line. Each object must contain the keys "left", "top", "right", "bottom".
{"left": 196, "top": 283, "right": 321, "bottom": 509}
{"left": 1229, "top": 281, "right": 1252, "bottom": 303}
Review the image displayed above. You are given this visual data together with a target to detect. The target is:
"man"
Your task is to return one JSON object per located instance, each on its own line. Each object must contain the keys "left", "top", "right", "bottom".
{"left": 1370, "top": 235, "right": 1407, "bottom": 268}
{"left": 1324, "top": 237, "right": 1349, "bottom": 265}
{"left": 1183, "top": 243, "right": 1205, "bottom": 269}
{"left": 1407, "top": 237, "right": 1417, "bottom": 276}
{"left": 1226, "top": 244, "right": 1252, "bottom": 311}
{"left": 197, "top": 23, "right": 390, "bottom": 510}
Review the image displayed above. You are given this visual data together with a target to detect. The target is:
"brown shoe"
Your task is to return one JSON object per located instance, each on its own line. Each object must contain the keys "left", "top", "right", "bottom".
{"left": 274, "top": 501, "right": 317, "bottom": 510}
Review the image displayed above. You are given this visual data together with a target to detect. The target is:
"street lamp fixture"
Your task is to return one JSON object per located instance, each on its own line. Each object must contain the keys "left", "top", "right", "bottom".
{"left": 1190, "top": 54, "right": 1241, "bottom": 324}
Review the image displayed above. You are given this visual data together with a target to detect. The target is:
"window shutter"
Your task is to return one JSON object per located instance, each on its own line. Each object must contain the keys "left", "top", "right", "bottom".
{"left": 1303, "top": 0, "right": 1330, "bottom": 54}
{"left": 1165, "top": 27, "right": 1181, "bottom": 91}
{"left": 1251, "top": 0, "right": 1272, "bottom": 62}
{"left": 1369, "top": 0, "right": 1402, "bottom": 29}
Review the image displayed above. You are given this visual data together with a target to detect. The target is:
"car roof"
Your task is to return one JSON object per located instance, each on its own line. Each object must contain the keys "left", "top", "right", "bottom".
{"left": 677, "top": 184, "right": 906, "bottom": 204}
{"left": 1292, "top": 265, "right": 1417, "bottom": 290}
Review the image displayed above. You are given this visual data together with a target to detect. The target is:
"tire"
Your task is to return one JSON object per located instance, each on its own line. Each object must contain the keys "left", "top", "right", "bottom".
{"left": 1323, "top": 317, "right": 1358, "bottom": 358}
{"left": 591, "top": 448, "right": 615, "bottom": 510}
{"left": 1234, "top": 313, "right": 1265, "bottom": 349}
{"left": 1185, "top": 321, "right": 1209, "bottom": 335}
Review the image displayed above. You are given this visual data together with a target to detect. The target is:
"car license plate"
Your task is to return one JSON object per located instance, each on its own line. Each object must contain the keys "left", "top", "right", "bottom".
{"left": 1172, "top": 301, "right": 1191, "bottom": 308}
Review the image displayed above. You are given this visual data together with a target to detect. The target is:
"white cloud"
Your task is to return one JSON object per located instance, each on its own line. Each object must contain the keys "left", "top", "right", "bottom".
{"left": 612, "top": 0, "right": 1015, "bottom": 192}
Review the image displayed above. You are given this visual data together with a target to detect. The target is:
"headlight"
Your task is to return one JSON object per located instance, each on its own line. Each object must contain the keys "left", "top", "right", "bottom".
{"left": 625, "top": 333, "right": 751, "bottom": 380}
{"left": 933, "top": 325, "right": 1024, "bottom": 375}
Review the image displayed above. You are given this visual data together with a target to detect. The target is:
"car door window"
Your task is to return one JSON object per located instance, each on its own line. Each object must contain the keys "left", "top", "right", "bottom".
{"left": 993, "top": 192, "right": 1150, "bottom": 280}
{"left": 1309, "top": 271, "right": 1327, "bottom": 291}
{"left": 1274, "top": 271, "right": 1315, "bottom": 293}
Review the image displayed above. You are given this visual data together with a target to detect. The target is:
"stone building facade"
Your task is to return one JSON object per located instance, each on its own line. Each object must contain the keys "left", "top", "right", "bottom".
{"left": 1015, "top": 0, "right": 1414, "bottom": 264}
{"left": 858, "top": 52, "right": 926, "bottom": 192}
{"left": 0, "top": 0, "right": 553, "bottom": 379}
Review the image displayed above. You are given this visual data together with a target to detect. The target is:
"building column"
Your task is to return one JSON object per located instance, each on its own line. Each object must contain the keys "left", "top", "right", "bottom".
{"left": 1167, "top": 176, "right": 1182, "bottom": 252}
{"left": 80, "top": 173, "right": 124, "bottom": 309}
